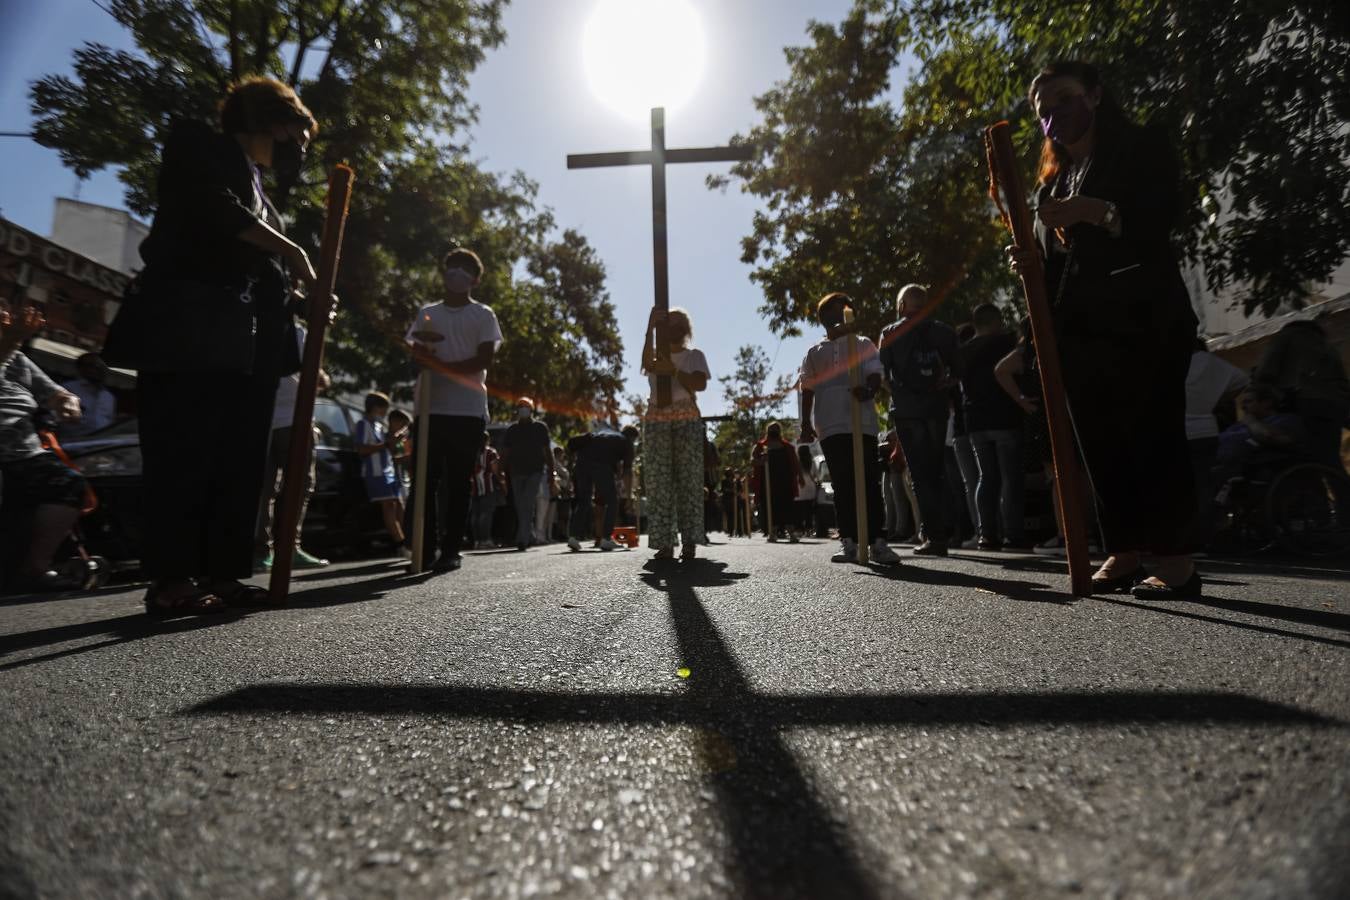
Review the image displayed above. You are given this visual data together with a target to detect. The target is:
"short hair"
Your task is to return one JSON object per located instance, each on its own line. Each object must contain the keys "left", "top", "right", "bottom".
{"left": 817, "top": 292, "right": 851, "bottom": 320}
{"left": 365, "top": 391, "right": 391, "bottom": 412}
{"left": 219, "top": 77, "right": 317, "bottom": 136}
{"left": 972, "top": 303, "right": 1003, "bottom": 331}
{"left": 621, "top": 425, "right": 640, "bottom": 441}
{"left": 896, "top": 283, "right": 928, "bottom": 308}
{"left": 388, "top": 408, "right": 410, "bottom": 423}
{"left": 442, "top": 247, "right": 484, "bottom": 279}
{"left": 764, "top": 420, "right": 782, "bottom": 438}
{"left": 515, "top": 396, "right": 535, "bottom": 411}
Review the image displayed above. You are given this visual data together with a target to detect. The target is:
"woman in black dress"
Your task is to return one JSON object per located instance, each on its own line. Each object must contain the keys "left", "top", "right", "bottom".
{"left": 133, "top": 77, "right": 318, "bottom": 614}
{"left": 1009, "top": 61, "right": 1201, "bottom": 597}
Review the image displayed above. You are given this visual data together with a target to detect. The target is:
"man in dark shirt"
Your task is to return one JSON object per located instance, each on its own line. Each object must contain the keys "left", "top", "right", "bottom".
{"left": 960, "top": 303, "right": 1027, "bottom": 549}
{"left": 567, "top": 425, "right": 637, "bottom": 552}
{"left": 502, "top": 397, "right": 555, "bottom": 551}
{"left": 878, "top": 284, "right": 962, "bottom": 555}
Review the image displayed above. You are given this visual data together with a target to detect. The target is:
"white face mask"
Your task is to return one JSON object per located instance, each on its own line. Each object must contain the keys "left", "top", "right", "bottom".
{"left": 516, "top": 407, "right": 532, "bottom": 421}
{"left": 445, "top": 267, "right": 475, "bottom": 294}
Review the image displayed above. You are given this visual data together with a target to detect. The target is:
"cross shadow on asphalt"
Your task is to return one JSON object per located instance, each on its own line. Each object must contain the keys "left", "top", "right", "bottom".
{"left": 185, "top": 557, "right": 1343, "bottom": 898}
{"left": 1096, "top": 595, "right": 1350, "bottom": 650}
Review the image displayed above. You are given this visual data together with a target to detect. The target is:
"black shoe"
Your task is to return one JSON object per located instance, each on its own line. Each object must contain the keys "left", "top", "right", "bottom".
{"left": 516, "top": 542, "right": 527, "bottom": 552}
{"left": 1130, "top": 571, "right": 1201, "bottom": 599}
{"left": 1090, "top": 566, "right": 1147, "bottom": 595}
{"left": 431, "top": 553, "right": 463, "bottom": 573}
{"left": 913, "top": 541, "right": 948, "bottom": 557}
{"left": 976, "top": 539, "right": 1000, "bottom": 552}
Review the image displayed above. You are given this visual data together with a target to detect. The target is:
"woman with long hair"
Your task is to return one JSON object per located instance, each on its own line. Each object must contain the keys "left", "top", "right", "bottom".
{"left": 1008, "top": 61, "right": 1201, "bottom": 597}
{"left": 641, "top": 307, "right": 710, "bottom": 560}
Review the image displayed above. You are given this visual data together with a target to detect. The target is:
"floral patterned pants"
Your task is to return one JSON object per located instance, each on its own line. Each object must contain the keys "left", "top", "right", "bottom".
{"left": 644, "top": 415, "right": 706, "bottom": 550}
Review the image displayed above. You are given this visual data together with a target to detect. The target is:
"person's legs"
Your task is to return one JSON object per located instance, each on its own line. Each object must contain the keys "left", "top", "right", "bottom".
{"left": 1187, "top": 437, "right": 1218, "bottom": 550}
{"left": 137, "top": 372, "right": 215, "bottom": 582}
{"left": 644, "top": 420, "right": 677, "bottom": 550}
{"left": 951, "top": 434, "right": 980, "bottom": 537}
{"left": 511, "top": 471, "right": 542, "bottom": 547}
{"left": 438, "top": 416, "right": 484, "bottom": 559}
{"left": 969, "top": 433, "right": 1001, "bottom": 543}
{"left": 380, "top": 499, "right": 405, "bottom": 544}
{"left": 820, "top": 434, "right": 856, "bottom": 544}
{"left": 859, "top": 433, "right": 885, "bottom": 541}
{"left": 992, "top": 429, "right": 1026, "bottom": 545}
{"left": 673, "top": 420, "right": 707, "bottom": 546}
{"left": 570, "top": 466, "right": 596, "bottom": 541}
{"left": 255, "top": 426, "right": 287, "bottom": 557}
{"left": 595, "top": 465, "right": 620, "bottom": 538}
{"left": 205, "top": 373, "right": 278, "bottom": 583}
{"left": 894, "top": 418, "right": 948, "bottom": 547}
{"left": 882, "top": 470, "right": 898, "bottom": 536}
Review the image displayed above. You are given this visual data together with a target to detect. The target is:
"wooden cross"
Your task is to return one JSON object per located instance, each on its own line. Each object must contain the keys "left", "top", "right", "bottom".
{"left": 568, "top": 107, "right": 752, "bottom": 407}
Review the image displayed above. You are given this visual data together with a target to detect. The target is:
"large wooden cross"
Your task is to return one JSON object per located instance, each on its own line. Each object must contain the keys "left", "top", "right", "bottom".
{"left": 568, "top": 107, "right": 752, "bottom": 407}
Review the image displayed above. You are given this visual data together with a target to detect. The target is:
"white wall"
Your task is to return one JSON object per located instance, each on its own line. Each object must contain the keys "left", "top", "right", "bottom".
{"left": 50, "top": 197, "right": 149, "bottom": 275}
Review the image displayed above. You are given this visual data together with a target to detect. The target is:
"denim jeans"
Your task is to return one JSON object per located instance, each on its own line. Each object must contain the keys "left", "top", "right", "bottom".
{"left": 968, "top": 428, "right": 1025, "bottom": 544}
{"left": 950, "top": 434, "right": 980, "bottom": 536}
{"left": 510, "top": 471, "right": 544, "bottom": 546}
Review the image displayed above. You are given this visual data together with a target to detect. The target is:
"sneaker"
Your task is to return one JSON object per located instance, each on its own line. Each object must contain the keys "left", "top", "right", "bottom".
{"left": 680, "top": 542, "right": 697, "bottom": 561}
{"left": 398, "top": 546, "right": 413, "bottom": 560}
{"left": 766, "top": 534, "right": 778, "bottom": 543}
{"left": 652, "top": 547, "right": 674, "bottom": 560}
{"left": 789, "top": 530, "right": 801, "bottom": 544}
{"left": 598, "top": 538, "right": 619, "bottom": 551}
{"left": 253, "top": 552, "right": 272, "bottom": 573}
{"left": 870, "top": 539, "right": 902, "bottom": 566}
{"left": 1034, "top": 536, "right": 1066, "bottom": 556}
{"left": 431, "top": 553, "right": 463, "bottom": 573}
{"left": 960, "top": 536, "right": 979, "bottom": 550}
{"left": 567, "top": 537, "right": 582, "bottom": 552}
{"left": 293, "top": 548, "right": 329, "bottom": 569}
{"left": 913, "top": 540, "right": 948, "bottom": 557}
{"left": 977, "top": 539, "right": 1000, "bottom": 551}
{"left": 831, "top": 538, "right": 858, "bottom": 563}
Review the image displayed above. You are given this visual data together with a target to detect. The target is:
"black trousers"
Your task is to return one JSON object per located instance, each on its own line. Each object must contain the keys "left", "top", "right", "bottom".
{"left": 892, "top": 417, "right": 949, "bottom": 545}
{"left": 1060, "top": 335, "right": 1196, "bottom": 555}
{"left": 820, "top": 433, "right": 884, "bottom": 544}
{"left": 138, "top": 370, "right": 278, "bottom": 582}
{"left": 414, "top": 414, "right": 483, "bottom": 559}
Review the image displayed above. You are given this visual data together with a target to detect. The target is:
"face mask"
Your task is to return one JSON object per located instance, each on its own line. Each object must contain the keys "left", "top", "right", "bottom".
{"left": 516, "top": 407, "right": 531, "bottom": 422}
{"left": 445, "top": 267, "right": 476, "bottom": 294}
{"left": 271, "top": 137, "right": 306, "bottom": 192}
{"left": 1039, "top": 94, "right": 1095, "bottom": 145}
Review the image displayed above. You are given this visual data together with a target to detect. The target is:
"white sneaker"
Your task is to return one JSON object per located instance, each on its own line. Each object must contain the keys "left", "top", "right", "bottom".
{"left": 831, "top": 538, "right": 857, "bottom": 563}
{"left": 567, "top": 537, "right": 582, "bottom": 552}
{"left": 598, "top": 538, "right": 619, "bottom": 551}
{"left": 870, "top": 539, "right": 902, "bottom": 566}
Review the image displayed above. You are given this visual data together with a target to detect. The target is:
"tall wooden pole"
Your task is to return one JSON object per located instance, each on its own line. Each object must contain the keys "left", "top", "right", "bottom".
{"left": 407, "top": 325, "right": 443, "bottom": 574}
{"left": 649, "top": 108, "right": 673, "bottom": 408}
{"left": 843, "top": 307, "right": 870, "bottom": 564}
{"left": 985, "top": 121, "right": 1092, "bottom": 597}
{"left": 269, "top": 165, "right": 354, "bottom": 604}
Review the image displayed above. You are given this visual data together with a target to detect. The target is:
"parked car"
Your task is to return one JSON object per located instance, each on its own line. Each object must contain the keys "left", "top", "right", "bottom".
{"left": 60, "top": 397, "right": 387, "bottom": 567}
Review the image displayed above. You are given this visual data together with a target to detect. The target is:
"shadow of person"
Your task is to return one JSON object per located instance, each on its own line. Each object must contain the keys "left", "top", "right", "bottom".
{"left": 855, "top": 560, "right": 1077, "bottom": 606}
{"left": 639, "top": 558, "right": 750, "bottom": 590}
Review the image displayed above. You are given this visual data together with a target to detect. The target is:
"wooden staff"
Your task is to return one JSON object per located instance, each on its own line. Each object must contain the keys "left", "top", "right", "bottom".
{"left": 984, "top": 121, "right": 1092, "bottom": 597}
{"left": 407, "top": 323, "right": 444, "bottom": 573}
{"left": 842, "top": 306, "right": 870, "bottom": 564}
{"left": 269, "top": 164, "right": 355, "bottom": 604}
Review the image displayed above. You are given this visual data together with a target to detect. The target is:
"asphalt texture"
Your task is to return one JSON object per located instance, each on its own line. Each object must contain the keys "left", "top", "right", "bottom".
{"left": 1, "top": 540, "right": 1348, "bottom": 899}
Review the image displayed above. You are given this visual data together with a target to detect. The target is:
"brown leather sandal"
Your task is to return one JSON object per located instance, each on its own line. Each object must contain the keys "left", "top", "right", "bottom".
{"left": 144, "top": 582, "right": 227, "bottom": 617}
{"left": 207, "top": 581, "right": 278, "bottom": 608}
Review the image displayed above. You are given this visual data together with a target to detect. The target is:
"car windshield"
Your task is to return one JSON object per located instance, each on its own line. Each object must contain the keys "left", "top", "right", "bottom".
{"left": 313, "top": 400, "right": 353, "bottom": 450}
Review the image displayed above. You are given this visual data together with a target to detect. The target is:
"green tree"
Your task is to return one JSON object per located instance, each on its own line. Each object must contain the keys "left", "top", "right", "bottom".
{"left": 721, "top": 0, "right": 1350, "bottom": 327}
{"left": 713, "top": 344, "right": 796, "bottom": 469}
{"left": 29, "top": 0, "right": 625, "bottom": 427}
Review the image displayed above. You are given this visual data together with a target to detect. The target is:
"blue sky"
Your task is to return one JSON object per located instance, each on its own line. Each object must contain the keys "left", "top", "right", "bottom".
{"left": 0, "top": 0, "right": 872, "bottom": 416}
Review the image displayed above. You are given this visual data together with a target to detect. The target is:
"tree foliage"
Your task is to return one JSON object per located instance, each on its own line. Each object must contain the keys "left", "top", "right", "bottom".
{"left": 30, "top": 0, "right": 626, "bottom": 425}
{"left": 712, "top": 344, "right": 795, "bottom": 469}
{"left": 721, "top": 0, "right": 1350, "bottom": 330}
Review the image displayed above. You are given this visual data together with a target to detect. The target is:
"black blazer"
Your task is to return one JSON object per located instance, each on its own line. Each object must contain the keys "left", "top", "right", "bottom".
{"left": 138, "top": 120, "right": 299, "bottom": 377}
{"left": 1034, "top": 122, "right": 1197, "bottom": 344}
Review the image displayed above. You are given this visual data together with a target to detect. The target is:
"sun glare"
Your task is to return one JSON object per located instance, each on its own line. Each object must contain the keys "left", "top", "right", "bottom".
{"left": 583, "top": 0, "right": 706, "bottom": 120}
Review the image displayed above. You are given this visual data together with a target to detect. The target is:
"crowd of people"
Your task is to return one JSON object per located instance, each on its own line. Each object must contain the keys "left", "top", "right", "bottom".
{"left": 2, "top": 65, "right": 1349, "bottom": 608}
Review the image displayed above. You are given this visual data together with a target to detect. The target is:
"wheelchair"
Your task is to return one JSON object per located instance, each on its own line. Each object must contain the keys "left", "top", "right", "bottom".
{"left": 1210, "top": 451, "right": 1350, "bottom": 558}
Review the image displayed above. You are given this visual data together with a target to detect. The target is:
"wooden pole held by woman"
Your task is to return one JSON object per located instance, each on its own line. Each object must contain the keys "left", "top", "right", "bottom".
{"left": 407, "top": 326, "right": 442, "bottom": 574}
{"left": 984, "top": 121, "right": 1092, "bottom": 596}
{"left": 269, "top": 164, "right": 354, "bottom": 604}
{"left": 843, "top": 306, "right": 870, "bottom": 564}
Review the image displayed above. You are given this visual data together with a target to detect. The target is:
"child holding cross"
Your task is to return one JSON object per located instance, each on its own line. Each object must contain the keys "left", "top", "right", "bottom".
{"left": 798, "top": 293, "right": 901, "bottom": 566}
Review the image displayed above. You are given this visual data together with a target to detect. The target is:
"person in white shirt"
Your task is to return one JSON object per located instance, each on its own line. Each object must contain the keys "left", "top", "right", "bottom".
{"left": 58, "top": 353, "right": 116, "bottom": 441}
{"left": 1185, "top": 338, "right": 1250, "bottom": 546}
{"left": 406, "top": 247, "right": 503, "bottom": 573}
{"left": 798, "top": 293, "right": 901, "bottom": 565}
{"left": 641, "top": 307, "right": 710, "bottom": 561}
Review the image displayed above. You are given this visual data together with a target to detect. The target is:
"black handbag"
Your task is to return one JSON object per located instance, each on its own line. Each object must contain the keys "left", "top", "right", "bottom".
{"left": 103, "top": 275, "right": 258, "bottom": 373}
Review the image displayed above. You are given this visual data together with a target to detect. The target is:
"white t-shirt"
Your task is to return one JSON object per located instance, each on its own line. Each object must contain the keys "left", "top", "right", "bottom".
{"left": 648, "top": 347, "right": 710, "bottom": 405}
{"left": 1185, "top": 351, "right": 1249, "bottom": 440}
{"left": 406, "top": 300, "right": 503, "bottom": 420}
{"left": 272, "top": 325, "right": 308, "bottom": 429}
{"left": 800, "top": 335, "right": 884, "bottom": 439}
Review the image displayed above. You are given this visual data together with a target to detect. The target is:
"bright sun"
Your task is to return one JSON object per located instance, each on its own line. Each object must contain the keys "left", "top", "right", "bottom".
{"left": 583, "top": 0, "right": 706, "bottom": 119}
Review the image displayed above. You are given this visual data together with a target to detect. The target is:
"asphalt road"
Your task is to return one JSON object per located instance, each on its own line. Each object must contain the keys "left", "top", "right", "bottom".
{"left": 2, "top": 541, "right": 1347, "bottom": 899}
